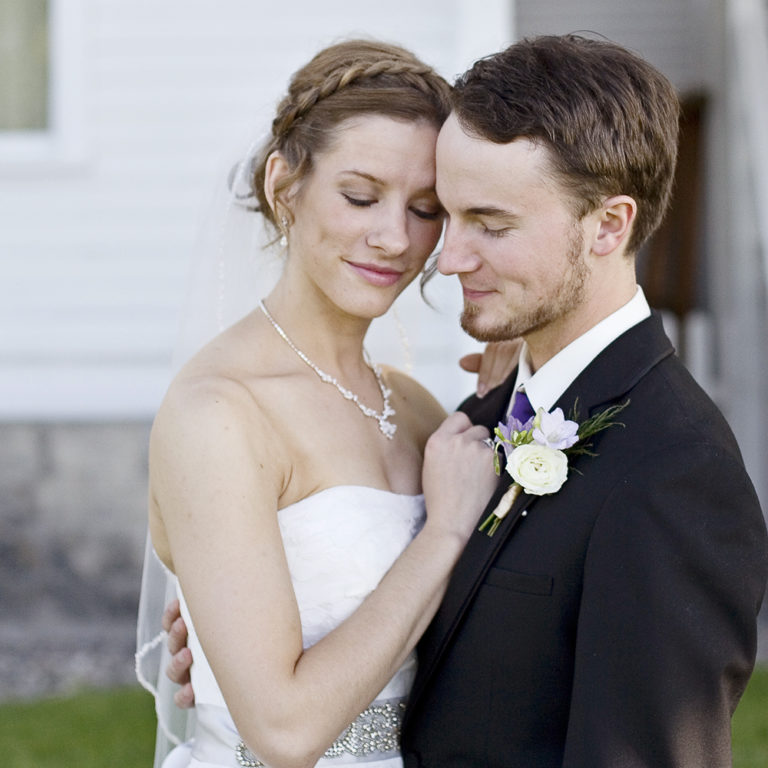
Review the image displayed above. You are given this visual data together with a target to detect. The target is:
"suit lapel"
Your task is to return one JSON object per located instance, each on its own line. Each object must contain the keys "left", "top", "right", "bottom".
{"left": 407, "top": 314, "right": 675, "bottom": 714}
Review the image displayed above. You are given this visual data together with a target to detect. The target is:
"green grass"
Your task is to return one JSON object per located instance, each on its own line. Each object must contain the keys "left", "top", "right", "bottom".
{"left": 0, "top": 667, "right": 765, "bottom": 767}
{"left": 733, "top": 663, "right": 768, "bottom": 767}
{"left": 0, "top": 686, "right": 155, "bottom": 768}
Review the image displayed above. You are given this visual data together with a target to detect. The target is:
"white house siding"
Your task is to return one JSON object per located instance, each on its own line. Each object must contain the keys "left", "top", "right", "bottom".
{"left": 0, "top": 0, "right": 512, "bottom": 422}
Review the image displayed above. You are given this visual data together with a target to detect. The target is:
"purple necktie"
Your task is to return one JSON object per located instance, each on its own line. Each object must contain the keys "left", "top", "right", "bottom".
{"left": 511, "top": 388, "right": 535, "bottom": 424}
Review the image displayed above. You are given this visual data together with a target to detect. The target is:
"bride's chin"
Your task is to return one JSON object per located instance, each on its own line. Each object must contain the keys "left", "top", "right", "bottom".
{"left": 344, "top": 286, "right": 408, "bottom": 320}
{"left": 353, "top": 301, "right": 397, "bottom": 322}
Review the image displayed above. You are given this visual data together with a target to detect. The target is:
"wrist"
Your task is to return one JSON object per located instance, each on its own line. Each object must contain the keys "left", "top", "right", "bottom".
{"left": 418, "top": 515, "right": 471, "bottom": 561}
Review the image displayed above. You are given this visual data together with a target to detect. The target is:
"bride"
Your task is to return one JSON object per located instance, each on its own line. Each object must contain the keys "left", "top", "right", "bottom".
{"left": 139, "top": 39, "right": 500, "bottom": 768}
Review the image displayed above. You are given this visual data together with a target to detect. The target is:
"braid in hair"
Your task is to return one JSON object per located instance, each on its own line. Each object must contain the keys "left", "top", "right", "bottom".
{"left": 248, "top": 40, "right": 452, "bottom": 239}
{"left": 272, "top": 57, "right": 444, "bottom": 139}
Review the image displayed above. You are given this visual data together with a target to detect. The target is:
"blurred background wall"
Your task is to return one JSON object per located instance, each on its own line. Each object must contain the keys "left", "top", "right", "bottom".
{"left": 1, "top": 0, "right": 766, "bottom": 699}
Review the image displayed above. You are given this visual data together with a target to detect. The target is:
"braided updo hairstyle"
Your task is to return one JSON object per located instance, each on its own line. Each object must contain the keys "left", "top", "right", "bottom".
{"left": 250, "top": 39, "right": 452, "bottom": 236}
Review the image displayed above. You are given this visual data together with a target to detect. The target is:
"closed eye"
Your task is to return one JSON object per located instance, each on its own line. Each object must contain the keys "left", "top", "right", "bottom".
{"left": 343, "top": 194, "right": 441, "bottom": 222}
{"left": 468, "top": 207, "right": 519, "bottom": 238}
{"left": 481, "top": 224, "right": 510, "bottom": 238}
{"left": 412, "top": 207, "right": 442, "bottom": 221}
{"left": 342, "top": 194, "right": 375, "bottom": 207}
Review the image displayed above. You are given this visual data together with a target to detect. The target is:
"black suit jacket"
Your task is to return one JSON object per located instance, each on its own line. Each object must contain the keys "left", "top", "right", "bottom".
{"left": 402, "top": 313, "right": 768, "bottom": 767}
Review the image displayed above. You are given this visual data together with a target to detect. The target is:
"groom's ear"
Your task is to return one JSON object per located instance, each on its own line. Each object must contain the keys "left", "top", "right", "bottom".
{"left": 590, "top": 195, "right": 637, "bottom": 256}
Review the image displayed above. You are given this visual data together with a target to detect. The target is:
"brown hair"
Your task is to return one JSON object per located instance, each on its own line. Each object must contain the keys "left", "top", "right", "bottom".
{"left": 451, "top": 34, "right": 680, "bottom": 254}
{"left": 250, "top": 39, "right": 452, "bottom": 236}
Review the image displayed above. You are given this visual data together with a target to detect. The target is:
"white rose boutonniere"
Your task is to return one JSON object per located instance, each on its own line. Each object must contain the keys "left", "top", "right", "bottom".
{"left": 507, "top": 443, "right": 569, "bottom": 495}
{"left": 479, "top": 400, "right": 629, "bottom": 536}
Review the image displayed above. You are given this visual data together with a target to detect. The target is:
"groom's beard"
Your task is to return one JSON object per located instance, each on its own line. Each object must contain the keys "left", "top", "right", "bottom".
{"left": 460, "top": 227, "right": 588, "bottom": 343}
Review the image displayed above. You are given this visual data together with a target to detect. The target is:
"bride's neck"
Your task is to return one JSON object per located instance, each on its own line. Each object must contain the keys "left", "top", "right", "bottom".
{"left": 261, "top": 285, "right": 373, "bottom": 375}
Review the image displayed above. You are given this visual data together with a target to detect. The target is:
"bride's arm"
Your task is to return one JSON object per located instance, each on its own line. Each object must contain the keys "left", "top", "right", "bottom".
{"left": 152, "top": 379, "right": 496, "bottom": 768}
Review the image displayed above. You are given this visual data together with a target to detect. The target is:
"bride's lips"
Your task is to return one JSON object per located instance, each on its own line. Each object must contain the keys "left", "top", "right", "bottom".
{"left": 347, "top": 261, "right": 404, "bottom": 287}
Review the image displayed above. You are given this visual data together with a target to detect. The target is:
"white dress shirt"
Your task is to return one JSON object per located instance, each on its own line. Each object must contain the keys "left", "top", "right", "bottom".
{"left": 511, "top": 287, "right": 651, "bottom": 415}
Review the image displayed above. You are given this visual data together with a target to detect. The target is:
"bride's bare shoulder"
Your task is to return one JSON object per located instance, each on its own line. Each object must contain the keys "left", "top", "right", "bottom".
{"left": 158, "top": 367, "right": 258, "bottom": 426}
{"left": 150, "top": 373, "right": 268, "bottom": 480}
{"left": 150, "top": 322, "right": 289, "bottom": 466}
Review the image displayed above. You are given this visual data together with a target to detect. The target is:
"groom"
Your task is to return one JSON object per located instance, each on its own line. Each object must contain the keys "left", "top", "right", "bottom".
{"left": 165, "top": 35, "right": 767, "bottom": 766}
{"left": 400, "top": 34, "right": 767, "bottom": 767}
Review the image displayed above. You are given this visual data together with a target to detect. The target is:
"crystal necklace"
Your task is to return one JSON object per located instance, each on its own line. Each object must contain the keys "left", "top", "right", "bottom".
{"left": 258, "top": 300, "right": 397, "bottom": 439}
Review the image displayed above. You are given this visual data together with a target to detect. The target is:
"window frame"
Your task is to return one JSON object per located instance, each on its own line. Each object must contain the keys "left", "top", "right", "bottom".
{"left": 0, "top": 0, "right": 86, "bottom": 171}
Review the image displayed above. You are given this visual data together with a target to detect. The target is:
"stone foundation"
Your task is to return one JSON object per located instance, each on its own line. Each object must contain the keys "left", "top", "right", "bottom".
{"left": 0, "top": 422, "right": 150, "bottom": 700}
{"left": 0, "top": 420, "right": 765, "bottom": 702}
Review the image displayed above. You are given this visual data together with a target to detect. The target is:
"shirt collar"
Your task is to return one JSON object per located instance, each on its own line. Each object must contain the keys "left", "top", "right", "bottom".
{"left": 512, "top": 286, "right": 651, "bottom": 414}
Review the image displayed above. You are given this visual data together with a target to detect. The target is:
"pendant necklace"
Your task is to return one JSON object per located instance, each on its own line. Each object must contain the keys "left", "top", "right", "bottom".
{"left": 258, "top": 300, "right": 396, "bottom": 439}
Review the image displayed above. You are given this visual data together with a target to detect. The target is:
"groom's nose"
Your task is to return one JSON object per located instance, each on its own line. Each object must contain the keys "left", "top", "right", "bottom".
{"left": 438, "top": 221, "right": 482, "bottom": 275}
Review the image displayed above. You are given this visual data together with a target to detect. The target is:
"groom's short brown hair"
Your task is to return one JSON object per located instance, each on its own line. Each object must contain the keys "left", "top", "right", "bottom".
{"left": 451, "top": 34, "right": 680, "bottom": 255}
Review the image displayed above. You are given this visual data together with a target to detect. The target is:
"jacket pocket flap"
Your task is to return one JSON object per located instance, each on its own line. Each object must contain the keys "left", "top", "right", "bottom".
{"left": 484, "top": 567, "right": 553, "bottom": 595}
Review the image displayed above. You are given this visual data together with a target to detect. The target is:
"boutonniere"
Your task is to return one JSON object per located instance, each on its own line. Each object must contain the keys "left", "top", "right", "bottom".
{"left": 479, "top": 400, "right": 630, "bottom": 536}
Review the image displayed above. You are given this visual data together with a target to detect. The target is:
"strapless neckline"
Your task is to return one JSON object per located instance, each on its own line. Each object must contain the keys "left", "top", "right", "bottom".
{"left": 149, "top": 486, "right": 423, "bottom": 575}
{"left": 278, "top": 484, "right": 423, "bottom": 518}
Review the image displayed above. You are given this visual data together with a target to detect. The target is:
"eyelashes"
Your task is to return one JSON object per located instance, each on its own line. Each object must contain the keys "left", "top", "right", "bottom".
{"left": 342, "top": 194, "right": 442, "bottom": 221}
{"left": 482, "top": 226, "right": 510, "bottom": 238}
{"left": 413, "top": 208, "right": 443, "bottom": 221}
{"left": 342, "top": 194, "right": 373, "bottom": 207}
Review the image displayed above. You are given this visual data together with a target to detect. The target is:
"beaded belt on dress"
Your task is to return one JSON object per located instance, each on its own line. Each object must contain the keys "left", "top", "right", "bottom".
{"left": 235, "top": 695, "right": 407, "bottom": 766}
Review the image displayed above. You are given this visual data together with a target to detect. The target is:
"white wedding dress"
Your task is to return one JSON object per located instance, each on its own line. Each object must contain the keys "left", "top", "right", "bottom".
{"left": 161, "top": 485, "right": 425, "bottom": 768}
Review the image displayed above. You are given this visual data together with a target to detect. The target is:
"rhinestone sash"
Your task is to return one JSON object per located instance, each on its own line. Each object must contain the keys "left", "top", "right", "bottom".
{"left": 235, "top": 696, "right": 407, "bottom": 766}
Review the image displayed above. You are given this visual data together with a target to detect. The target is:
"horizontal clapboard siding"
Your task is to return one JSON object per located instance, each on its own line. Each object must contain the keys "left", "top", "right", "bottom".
{"left": 0, "top": 0, "right": 484, "bottom": 418}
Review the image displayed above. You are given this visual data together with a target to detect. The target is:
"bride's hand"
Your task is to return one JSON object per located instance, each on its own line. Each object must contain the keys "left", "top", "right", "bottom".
{"left": 422, "top": 412, "right": 499, "bottom": 542}
{"left": 460, "top": 339, "right": 522, "bottom": 398}
{"left": 162, "top": 599, "right": 195, "bottom": 708}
